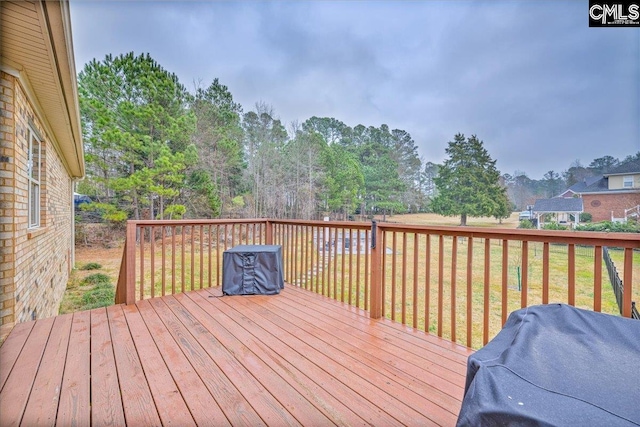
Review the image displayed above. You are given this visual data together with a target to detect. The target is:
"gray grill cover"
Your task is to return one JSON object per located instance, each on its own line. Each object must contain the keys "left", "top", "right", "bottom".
{"left": 458, "top": 304, "right": 640, "bottom": 427}
{"left": 222, "top": 245, "right": 284, "bottom": 295}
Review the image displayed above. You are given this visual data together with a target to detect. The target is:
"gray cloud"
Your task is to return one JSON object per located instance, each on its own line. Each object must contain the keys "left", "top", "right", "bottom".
{"left": 70, "top": 0, "right": 639, "bottom": 179}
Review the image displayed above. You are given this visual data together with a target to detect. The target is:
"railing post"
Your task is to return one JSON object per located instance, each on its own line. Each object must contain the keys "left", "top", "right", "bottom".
{"left": 125, "top": 221, "right": 137, "bottom": 304}
{"left": 370, "top": 221, "right": 382, "bottom": 319}
{"left": 623, "top": 247, "right": 633, "bottom": 318}
{"left": 115, "top": 246, "right": 127, "bottom": 304}
{"left": 265, "top": 220, "right": 273, "bottom": 245}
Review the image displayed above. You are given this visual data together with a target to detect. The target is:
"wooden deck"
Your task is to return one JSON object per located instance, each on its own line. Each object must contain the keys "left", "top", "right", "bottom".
{"left": 0, "top": 286, "right": 473, "bottom": 426}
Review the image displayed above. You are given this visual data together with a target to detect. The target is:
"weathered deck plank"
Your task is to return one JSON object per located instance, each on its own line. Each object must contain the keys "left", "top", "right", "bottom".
{"left": 122, "top": 303, "right": 196, "bottom": 426}
{"left": 21, "top": 314, "right": 72, "bottom": 427}
{"left": 262, "top": 288, "right": 464, "bottom": 411}
{"left": 146, "top": 297, "right": 267, "bottom": 426}
{"left": 0, "top": 316, "right": 54, "bottom": 427}
{"left": 56, "top": 311, "right": 91, "bottom": 427}
{"left": 135, "top": 299, "right": 231, "bottom": 427}
{"left": 0, "top": 286, "right": 472, "bottom": 426}
{"left": 173, "top": 292, "right": 337, "bottom": 426}
{"left": 183, "top": 291, "right": 379, "bottom": 426}
{"left": 227, "top": 293, "right": 451, "bottom": 425}
{"left": 90, "top": 307, "right": 126, "bottom": 427}
{"left": 107, "top": 304, "right": 162, "bottom": 426}
{"left": 0, "top": 321, "right": 34, "bottom": 391}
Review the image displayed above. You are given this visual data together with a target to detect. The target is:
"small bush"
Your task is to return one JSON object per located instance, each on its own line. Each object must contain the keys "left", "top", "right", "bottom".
{"left": 518, "top": 219, "right": 534, "bottom": 229}
{"left": 80, "top": 262, "right": 102, "bottom": 270}
{"left": 579, "top": 212, "right": 592, "bottom": 223}
{"left": 81, "top": 273, "right": 111, "bottom": 286}
{"left": 81, "top": 282, "right": 114, "bottom": 309}
{"left": 542, "top": 223, "right": 568, "bottom": 231}
{"left": 575, "top": 221, "right": 640, "bottom": 233}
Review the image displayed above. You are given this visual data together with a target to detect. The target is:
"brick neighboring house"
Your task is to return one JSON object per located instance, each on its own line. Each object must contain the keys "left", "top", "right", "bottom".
{"left": 559, "top": 160, "right": 640, "bottom": 222}
{"left": 1, "top": 1, "right": 84, "bottom": 340}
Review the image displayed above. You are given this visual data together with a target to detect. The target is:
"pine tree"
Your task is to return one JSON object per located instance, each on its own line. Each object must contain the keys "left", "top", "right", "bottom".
{"left": 431, "top": 133, "right": 510, "bottom": 226}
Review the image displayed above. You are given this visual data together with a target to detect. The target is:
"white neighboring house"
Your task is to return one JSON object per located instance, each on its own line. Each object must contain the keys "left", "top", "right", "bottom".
{"left": 532, "top": 198, "right": 584, "bottom": 229}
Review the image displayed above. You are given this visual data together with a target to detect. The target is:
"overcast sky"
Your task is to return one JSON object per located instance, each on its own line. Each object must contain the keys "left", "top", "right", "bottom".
{"left": 69, "top": 1, "right": 639, "bottom": 179}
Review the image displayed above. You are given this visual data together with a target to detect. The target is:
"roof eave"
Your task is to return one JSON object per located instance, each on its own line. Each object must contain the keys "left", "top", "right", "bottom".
{"left": 40, "top": 0, "right": 84, "bottom": 178}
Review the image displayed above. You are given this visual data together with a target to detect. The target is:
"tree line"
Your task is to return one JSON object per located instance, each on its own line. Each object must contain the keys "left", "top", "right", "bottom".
{"left": 504, "top": 154, "right": 640, "bottom": 212}
{"left": 77, "top": 52, "right": 638, "bottom": 224}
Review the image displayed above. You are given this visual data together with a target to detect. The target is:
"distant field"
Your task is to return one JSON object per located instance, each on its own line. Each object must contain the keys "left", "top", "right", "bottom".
{"left": 382, "top": 212, "right": 521, "bottom": 228}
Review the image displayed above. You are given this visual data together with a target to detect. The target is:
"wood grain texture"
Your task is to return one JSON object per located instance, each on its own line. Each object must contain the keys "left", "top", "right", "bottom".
{"left": 122, "top": 303, "right": 195, "bottom": 426}
{"left": 0, "top": 317, "right": 54, "bottom": 427}
{"left": 90, "top": 307, "right": 126, "bottom": 427}
{"left": 57, "top": 311, "right": 91, "bottom": 427}
{"left": 22, "top": 314, "right": 73, "bottom": 427}
{"left": 107, "top": 304, "right": 162, "bottom": 426}
{"left": 0, "top": 321, "right": 34, "bottom": 391}
{"left": 0, "top": 286, "right": 472, "bottom": 426}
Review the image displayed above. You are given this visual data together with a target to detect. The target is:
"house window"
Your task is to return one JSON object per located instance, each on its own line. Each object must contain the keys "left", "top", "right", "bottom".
{"left": 28, "top": 128, "right": 41, "bottom": 228}
{"left": 623, "top": 176, "right": 634, "bottom": 188}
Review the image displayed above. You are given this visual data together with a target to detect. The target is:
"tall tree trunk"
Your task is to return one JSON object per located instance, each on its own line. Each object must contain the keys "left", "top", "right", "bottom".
{"left": 460, "top": 213, "right": 467, "bottom": 226}
{"left": 131, "top": 162, "right": 140, "bottom": 221}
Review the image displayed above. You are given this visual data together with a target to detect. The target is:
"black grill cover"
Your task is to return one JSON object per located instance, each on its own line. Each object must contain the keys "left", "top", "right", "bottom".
{"left": 222, "top": 245, "right": 284, "bottom": 295}
{"left": 458, "top": 304, "right": 640, "bottom": 427}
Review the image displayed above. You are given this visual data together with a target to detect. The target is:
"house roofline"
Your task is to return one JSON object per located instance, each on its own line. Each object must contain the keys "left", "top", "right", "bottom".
{"left": 576, "top": 189, "right": 640, "bottom": 196}
{"left": 533, "top": 210, "right": 583, "bottom": 213}
{"left": 604, "top": 171, "right": 640, "bottom": 177}
{"left": 1, "top": 0, "right": 84, "bottom": 178}
{"left": 0, "top": 62, "right": 80, "bottom": 179}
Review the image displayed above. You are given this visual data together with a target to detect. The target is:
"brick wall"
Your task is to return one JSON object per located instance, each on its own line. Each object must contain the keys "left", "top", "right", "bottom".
{"left": 0, "top": 72, "right": 16, "bottom": 339}
{"left": 1, "top": 71, "right": 74, "bottom": 340}
{"left": 582, "top": 192, "right": 640, "bottom": 222}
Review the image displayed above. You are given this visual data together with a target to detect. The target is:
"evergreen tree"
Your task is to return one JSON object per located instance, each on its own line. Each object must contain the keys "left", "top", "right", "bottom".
{"left": 431, "top": 133, "right": 510, "bottom": 225}
{"left": 191, "top": 79, "right": 244, "bottom": 217}
{"left": 78, "top": 52, "right": 196, "bottom": 221}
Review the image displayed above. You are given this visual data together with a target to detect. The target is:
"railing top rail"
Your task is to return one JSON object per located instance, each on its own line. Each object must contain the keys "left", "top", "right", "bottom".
{"left": 127, "top": 218, "right": 269, "bottom": 226}
{"left": 122, "top": 218, "right": 640, "bottom": 248}
{"left": 268, "top": 219, "right": 372, "bottom": 229}
{"left": 374, "top": 222, "right": 640, "bottom": 248}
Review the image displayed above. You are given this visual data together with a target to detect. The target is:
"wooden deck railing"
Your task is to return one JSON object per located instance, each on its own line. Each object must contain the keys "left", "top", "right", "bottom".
{"left": 116, "top": 219, "right": 270, "bottom": 305}
{"left": 116, "top": 218, "right": 640, "bottom": 348}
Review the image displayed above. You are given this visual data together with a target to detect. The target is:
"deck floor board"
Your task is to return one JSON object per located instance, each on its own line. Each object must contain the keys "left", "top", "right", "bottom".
{"left": 261, "top": 288, "right": 464, "bottom": 407}
{"left": 57, "top": 311, "right": 92, "bottom": 427}
{"left": 0, "top": 286, "right": 472, "bottom": 426}
{"left": 90, "top": 307, "right": 126, "bottom": 427}
{"left": 22, "top": 314, "right": 72, "bottom": 427}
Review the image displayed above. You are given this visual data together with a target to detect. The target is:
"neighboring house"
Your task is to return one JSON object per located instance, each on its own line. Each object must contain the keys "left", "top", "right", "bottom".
{"left": 0, "top": 1, "right": 84, "bottom": 340}
{"left": 559, "top": 160, "right": 640, "bottom": 222}
{"left": 532, "top": 198, "right": 583, "bottom": 229}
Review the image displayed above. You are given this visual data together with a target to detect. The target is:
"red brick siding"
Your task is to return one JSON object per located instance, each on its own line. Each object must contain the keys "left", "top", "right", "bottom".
{"left": 582, "top": 193, "right": 640, "bottom": 222}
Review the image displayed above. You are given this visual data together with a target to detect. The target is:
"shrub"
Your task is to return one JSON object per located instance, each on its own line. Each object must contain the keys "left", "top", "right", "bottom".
{"left": 81, "top": 282, "right": 114, "bottom": 309}
{"left": 518, "top": 219, "right": 535, "bottom": 229}
{"left": 542, "top": 223, "right": 568, "bottom": 231}
{"left": 575, "top": 221, "right": 640, "bottom": 233}
{"left": 81, "top": 202, "right": 127, "bottom": 224}
{"left": 579, "top": 212, "right": 592, "bottom": 223}
{"left": 81, "top": 273, "right": 111, "bottom": 286}
{"left": 80, "top": 262, "right": 102, "bottom": 270}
